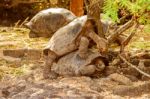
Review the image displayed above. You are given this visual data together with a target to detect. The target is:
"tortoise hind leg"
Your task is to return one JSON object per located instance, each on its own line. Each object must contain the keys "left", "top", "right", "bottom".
{"left": 43, "top": 50, "right": 57, "bottom": 79}
{"left": 78, "top": 36, "right": 89, "bottom": 59}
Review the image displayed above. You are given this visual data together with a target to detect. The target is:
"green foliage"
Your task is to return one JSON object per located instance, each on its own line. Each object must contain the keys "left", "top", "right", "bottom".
{"left": 144, "top": 24, "right": 150, "bottom": 33}
{"left": 103, "top": 0, "right": 119, "bottom": 22}
{"left": 103, "top": 0, "right": 150, "bottom": 25}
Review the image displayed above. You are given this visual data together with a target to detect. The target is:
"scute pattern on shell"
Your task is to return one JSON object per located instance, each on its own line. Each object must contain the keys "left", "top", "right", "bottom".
{"left": 51, "top": 50, "right": 102, "bottom": 76}
{"left": 26, "top": 8, "right": 76, "bottom": 38}
{"left": 45, "top": 15, "right": 88, "bottom": 56}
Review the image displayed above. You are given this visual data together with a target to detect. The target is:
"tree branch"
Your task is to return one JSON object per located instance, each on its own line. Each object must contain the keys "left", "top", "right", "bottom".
{"left": 120, "top": 22, "right": 139, "bottom": 52}
{"left": 108, "top": 19, "right": 134, "bottom": 44}
{"left": 119, "top": 54, "right": 150, "bottom": 78}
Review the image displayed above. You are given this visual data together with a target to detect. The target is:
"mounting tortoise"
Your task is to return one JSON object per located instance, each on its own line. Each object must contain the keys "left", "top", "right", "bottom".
{"left": 25, "top": 8, "right": 76, "bottom": 38}
{"left": 43, "top": 15, "right": 108, "bottom": 79}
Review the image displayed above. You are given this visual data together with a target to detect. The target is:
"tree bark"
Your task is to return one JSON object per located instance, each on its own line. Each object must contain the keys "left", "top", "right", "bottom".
{"left": 70, "top": 0, "right": 84, "bottom": 16}
{"left": 84, "top": 0, "right": 105, "bottom": 38}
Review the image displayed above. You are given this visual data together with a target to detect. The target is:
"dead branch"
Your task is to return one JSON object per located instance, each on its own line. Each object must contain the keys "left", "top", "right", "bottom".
{"left": 119, "top": 54, "right": 150, "bottom": 78}
{"left": 119, "top": 15, "right": 130, "bottom": 24}
{"left": 70, "top": 0, "right": 84, "bottom": 16}
{"left": 120, "top": 23, "right": 139, "bottom": 53}
{"left": 84, "top": 0, "right": 89, "bottom": 11}
{"left": 19, "top": 17, "right": 29, "bottom": 28}
{"left": 107, "top": 19, "right": 134, "bottom": 44}
{"left": 14, "top": 20, "right": 21, "bottom": 28}
{"left": 84, "top": 0, "right": 105, "bottom": 38}
{"left": 131, "top": 50, "right": 150, "bottom": 59}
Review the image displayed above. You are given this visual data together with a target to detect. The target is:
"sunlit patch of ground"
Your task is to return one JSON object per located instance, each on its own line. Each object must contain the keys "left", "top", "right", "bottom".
{"left": 0, "top": 27, "right": 49, "bottom": 50}
{"left": 111, "top": 26, "right": 150, "bottom": 51}
{"left": 0, "top": 27, "right": 48, "bottom": 80}
{"left": 127, "top": 25, "right": 150, "bottom": 50}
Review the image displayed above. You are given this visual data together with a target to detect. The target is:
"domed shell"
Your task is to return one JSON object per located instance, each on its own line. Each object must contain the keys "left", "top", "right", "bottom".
{"left": 25, "top": 8, "right": 76, "bottom": 38}
{"left": 44, "top": 15, "right": 88, "bottom": 56}
{"left": 51, "top": 50, "right": 102, "bottom": 76}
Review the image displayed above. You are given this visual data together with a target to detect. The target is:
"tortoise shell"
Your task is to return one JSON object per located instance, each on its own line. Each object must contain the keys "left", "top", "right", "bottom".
{"left": 44, "top": 15, "right": 88, "bottom": 56}
{"left": 51, "top": 50, "right": 102, "bottom": 76}
{"left": 25, "top": 8, "right": 76, "bottom": 38}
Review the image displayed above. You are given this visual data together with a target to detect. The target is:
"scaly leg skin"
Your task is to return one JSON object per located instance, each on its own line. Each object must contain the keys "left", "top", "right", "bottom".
{"left": 79, "top": 65, "right": 96, "bottom": 76}
{"left": 87, "top": 29, "right": 108, "bottom": 53}
{"left": 43, "top": 50, "right": 57, "bottom": 79}
{"left": 78, "top": 36, "right": 89, "bottom": 59}
{"left": 96, "top": 20, "right": 105, "bottom": 38}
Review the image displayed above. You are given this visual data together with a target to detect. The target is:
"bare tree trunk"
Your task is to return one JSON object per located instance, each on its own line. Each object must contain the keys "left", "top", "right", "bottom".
{"left": 84, "top": 0, "right": 105, "bottom": 38}
{"left": 70, "top": 0, "right": 84, "bottom": 16}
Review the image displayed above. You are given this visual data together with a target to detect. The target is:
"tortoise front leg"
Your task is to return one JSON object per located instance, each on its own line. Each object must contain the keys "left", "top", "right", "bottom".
{"left": 87, "top": 29, "right": 108, "bottom": 53}
{"left": 78, "top": 36, "right": 89, "bottom": 59}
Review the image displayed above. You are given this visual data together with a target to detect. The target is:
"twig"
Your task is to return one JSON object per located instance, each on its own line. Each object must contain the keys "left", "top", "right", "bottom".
{"left": 131, "top": 50, "right": 150, "bottom": 59}
{"left": 19, "top": 17, "right": 29, "bottom": 28}
{"left": 120, "top": 22, "right": 139, "bottom": 52}
{"left": 84, "top": 0, "right": 89, "bottom": 11}
{"left": 14, "top": 20, "right": 21, "bottom": 28}
{"left": 119, "top": 15, "right": 130, "bottom": 24}
{"left": 119, "top": 54, "right": 150, "bottom": 78}
{"left": 84, "top": 0, "right": 102, "bottom": 10}
{"left": 107, "top": 19, "right": 134, "bottom": 44}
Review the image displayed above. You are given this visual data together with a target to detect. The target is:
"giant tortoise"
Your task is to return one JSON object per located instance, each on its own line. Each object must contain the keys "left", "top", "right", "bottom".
{"left": 25, "top": 8, "right": 76, "bottom": 38}
{"left": 51, "top": 50, "right": 105, "bottom": 78}
{"left": 43, "top": 15, "right": 108, "bottom": 79}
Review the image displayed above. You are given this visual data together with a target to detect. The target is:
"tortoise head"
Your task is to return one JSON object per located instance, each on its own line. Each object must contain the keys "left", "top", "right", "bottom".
{"left": 24, "top": 22, "right": 32, "bottom": 30}
{"left": 24, "top": 22, "right": 51, "bottom": 38}
{"left": 24, "top": 22, "right": 39, "bottom": 38}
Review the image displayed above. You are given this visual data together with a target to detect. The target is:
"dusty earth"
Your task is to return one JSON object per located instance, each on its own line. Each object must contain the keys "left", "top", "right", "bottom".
{"left": 0, "top": 27, "right": 150, "bottom": 99}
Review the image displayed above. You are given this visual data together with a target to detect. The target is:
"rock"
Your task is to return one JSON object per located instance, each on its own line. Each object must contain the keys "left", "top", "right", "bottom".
{"left": 113, "top": 82, "right": 150, "bottom": 97}
{"left": 94, "top": 78, "right": 119, "bottom": 91}
{"left": 104, "top": 66, "right": 117, "bottom": 76}
{"left": 25, "top": 49, "right": 42, "bottom": 60}
{"left": 125, "top": 75, "right": 138, "bottom": 82}
{"left": 108, "top": 73, "right": 133, "bottom": 85}
{"left": 3, "top": 49, "right": 26, "bottom": 58}
{"left": 119, "top": 67, "right": 140, "bottom": 77}
{"left": 113, "top": 85, "right": 135, "bottom": 97}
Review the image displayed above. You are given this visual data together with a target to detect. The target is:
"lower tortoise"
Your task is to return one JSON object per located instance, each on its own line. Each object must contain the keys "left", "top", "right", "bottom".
{"left": 50, "top": 49, "right": 105, "bottom": 78}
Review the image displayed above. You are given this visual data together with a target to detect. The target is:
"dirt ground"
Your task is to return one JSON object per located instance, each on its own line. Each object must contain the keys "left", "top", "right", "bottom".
{"left": 0, "top": 27, "right": 150, "bottom": 99}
